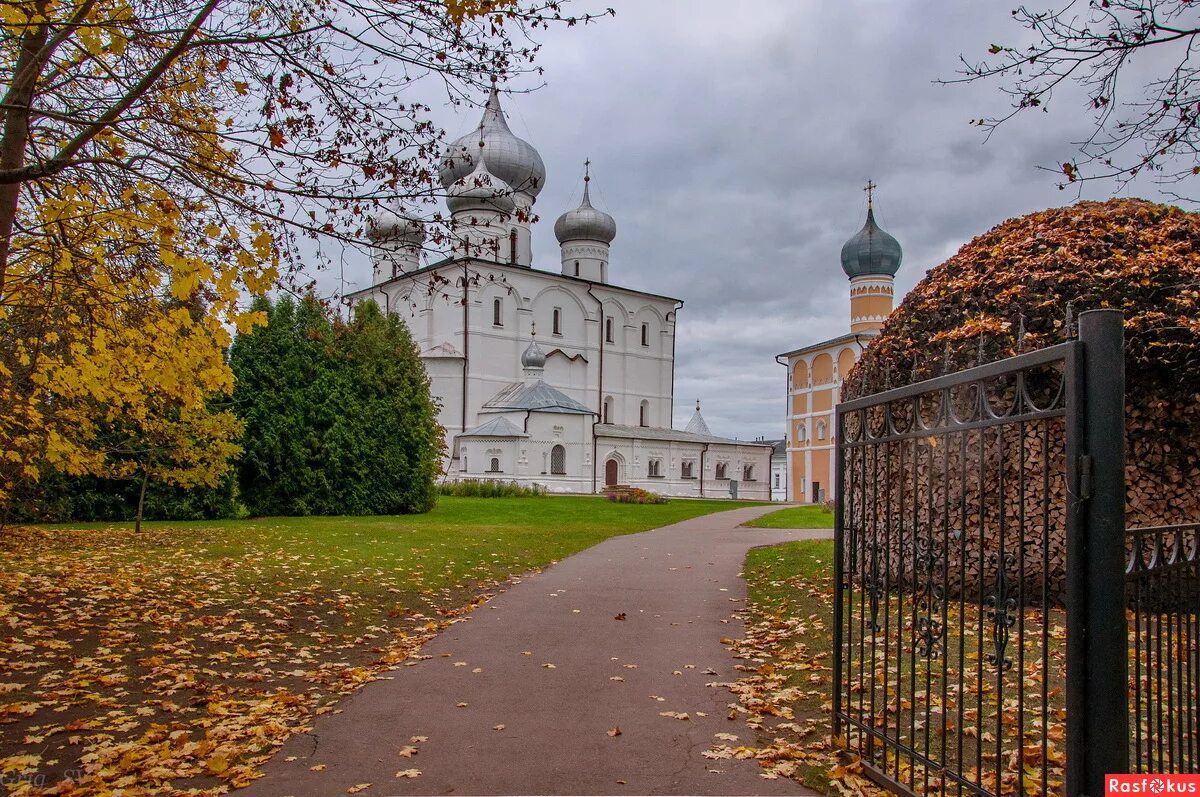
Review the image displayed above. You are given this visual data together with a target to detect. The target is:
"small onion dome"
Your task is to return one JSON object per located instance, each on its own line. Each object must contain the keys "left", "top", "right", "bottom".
{"left": 446, "top": 155, "right": 516, "bottom": 215}
{"left": 439, "top": 89, "right": 546, "bottom": 198}
{"left": 840, "top": 206, "right": 902, "bottom": 278}
{"left": 521, "top": 333, "right": 546, "bottom": 369}
{"left": 554, "top": 176, "right": 616, "bottom": 244}
{"left": 367, "top": 206, "right": 424, "bottom": 243}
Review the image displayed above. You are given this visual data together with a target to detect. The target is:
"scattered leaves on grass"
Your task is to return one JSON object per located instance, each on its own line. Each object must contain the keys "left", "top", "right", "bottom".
{"left": 659, "top": 711, "right": 690, "bottom": 721}
{"left": 395, "top": 768, "right": 421, "bottom": 778}
{"left": 613, "top": 613, "right": 626, "bottom": 621}
{"left": 398, "top": 746, "right": 418, "bottom": 758}
{"left": 607, "top": 727, "right": 621, "bottom": 737}
{"left": 492, "top": 724, "right": 505, "bottom": 731}
{"left": 347, "top": 784, "right": 371, "bottom": 793}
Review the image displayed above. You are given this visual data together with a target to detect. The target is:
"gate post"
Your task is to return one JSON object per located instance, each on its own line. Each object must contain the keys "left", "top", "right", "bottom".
{"left": 1066, "top": 309, "right": 1128, "bottom": 796}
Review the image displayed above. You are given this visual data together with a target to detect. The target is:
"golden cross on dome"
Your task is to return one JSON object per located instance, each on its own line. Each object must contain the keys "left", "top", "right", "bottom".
{"left": 584, "top": 158, "right": 591, "bottom": 182}
{"left": 864, "top": 179, "right": 877, "bottom": 209}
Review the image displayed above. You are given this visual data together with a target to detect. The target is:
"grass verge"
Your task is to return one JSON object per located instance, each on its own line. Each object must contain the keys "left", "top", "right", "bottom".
{"left": 0, "top": 495, "right": 754, "bottom": 795}
{"left": 719, "top": 539, "right": 885, "bottom": 795}
{"left": 741, "top": 505, "right": 834, "bottom": 529}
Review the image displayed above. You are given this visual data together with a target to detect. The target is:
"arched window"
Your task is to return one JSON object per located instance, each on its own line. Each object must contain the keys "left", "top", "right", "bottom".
{"left": 489, "top": 457, "right": 501, "bottom": 473}
{"left": 639, "top": 400, "right": 649, "bottom": 427}
{"left": 641, "top": 323, "right": 649, "bottom": 346}
{"left": 605, "top": 316, "right": 614, "bottom": 343}
{"left": 509, "top": 230, "right": 518, "bottom": 263}
{"left": 552, "top": 307, "right": 562, "bottom": 336}
{"left": 715, "top": 463, "right": 728, "bottom": 480}
{"left": 797, "top": 423, "right": 807, "bottom": 443}
{"left": 743, "top": 464, "right": 754, "bottom": 481}
{"left": 816, "top": 420, "right": 827, "bottom": 440}
{"left": 493, "top": 298, "right": 502, "bottom": 327}
{"left": 550, "top": 445, "right": 566, "bottom": 475}
{"left": 648, "top": 459, "right": 661, "bottom": 477}
{"left": 681, "top": 460, "right": 694, "bottom": 478}
{"left": 574, "top": 260, "right": 580, "bottom": 276}
{"left": 461, "top": 455, "right": 468, "bottom": 472}
{"left": 603, "top": 396, "right": 613, "bottom": 424}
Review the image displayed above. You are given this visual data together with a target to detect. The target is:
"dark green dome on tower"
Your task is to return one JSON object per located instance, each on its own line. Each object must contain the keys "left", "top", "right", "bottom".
{"left": 840, "top": 204, "right": 903, "bottom": 279}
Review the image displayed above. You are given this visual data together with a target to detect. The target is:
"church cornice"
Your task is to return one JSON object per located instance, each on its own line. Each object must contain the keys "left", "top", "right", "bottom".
{"left": 347, "top": 255, "right": 682, "bottom": 306}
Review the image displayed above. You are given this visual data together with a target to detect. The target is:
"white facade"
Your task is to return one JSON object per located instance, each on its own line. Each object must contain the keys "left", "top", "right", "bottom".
{"left": 349, "top": 90, "right": 771, "bottom": 499}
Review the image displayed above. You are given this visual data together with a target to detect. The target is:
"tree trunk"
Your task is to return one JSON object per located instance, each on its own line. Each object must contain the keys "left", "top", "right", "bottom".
{"left": 136, "top": 471, "right": 148, "bottom": 533}
{"left": 0, "top": 8, "right": 50, "bottom": 288}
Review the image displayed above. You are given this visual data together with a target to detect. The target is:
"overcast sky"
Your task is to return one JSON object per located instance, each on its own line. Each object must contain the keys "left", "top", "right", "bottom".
{"left": 333, "top": 1, "right": 1173, "bottom": 441}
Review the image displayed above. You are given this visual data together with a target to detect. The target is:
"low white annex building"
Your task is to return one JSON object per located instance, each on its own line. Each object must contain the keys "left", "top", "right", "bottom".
{"left": 347, "top": 90, "right": 771, "bottom": 499}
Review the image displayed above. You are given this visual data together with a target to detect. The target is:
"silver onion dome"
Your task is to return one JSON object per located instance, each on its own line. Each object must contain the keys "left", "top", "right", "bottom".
{"left": 521, "top": 331, "right": 546, "bottom": 369}
{"left": 840, "top": 205, "right": 902, "bottom": 279}
{"left": 554, "top": 174, "right": 616, "bottom": 244}
{"left": 439, "top": 89, "right": 546, "bottom": 198}
{"left": 446, "top": 154, "right": 516, "bottom": 215}
{"left": 367, "top": 205, "right": 424, "bottom": 243}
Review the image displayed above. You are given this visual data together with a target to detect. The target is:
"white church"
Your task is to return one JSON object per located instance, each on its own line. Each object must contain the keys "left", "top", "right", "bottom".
{"left": 347, "top": 90, "right": 771, "bottom": 499}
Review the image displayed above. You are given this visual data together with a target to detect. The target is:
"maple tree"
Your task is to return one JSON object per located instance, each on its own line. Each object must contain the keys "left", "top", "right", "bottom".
{"left": 0, "top": 0, "right": 609, "bottom": 509}
{"left": 842, "top": 197, "right": 1200, "bottom": 527}
{"left": 948, "top": 1, "right": 1200, "bottom": 192}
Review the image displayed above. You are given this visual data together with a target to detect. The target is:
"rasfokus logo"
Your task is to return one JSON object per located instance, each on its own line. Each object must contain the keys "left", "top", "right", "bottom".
{"left": 1107, "top": 775, "right": 1200, "bottom": 795}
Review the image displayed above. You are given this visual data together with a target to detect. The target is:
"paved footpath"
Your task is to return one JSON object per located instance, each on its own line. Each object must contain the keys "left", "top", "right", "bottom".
{"left": 243, "top": 505, "right": 830, "bottom": 796}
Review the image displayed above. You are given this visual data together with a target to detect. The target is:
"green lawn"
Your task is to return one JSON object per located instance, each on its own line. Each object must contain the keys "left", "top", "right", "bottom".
{"left": 0, "top": 495, "right": 758, "bottom": 794}
{"left": 741, "top": 504, "right": 834, "bottom": 529}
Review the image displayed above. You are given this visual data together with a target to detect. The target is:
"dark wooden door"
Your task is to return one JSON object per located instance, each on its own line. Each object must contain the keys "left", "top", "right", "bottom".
{"left": 605, "top": 459, "right": 618, "bottom": 486}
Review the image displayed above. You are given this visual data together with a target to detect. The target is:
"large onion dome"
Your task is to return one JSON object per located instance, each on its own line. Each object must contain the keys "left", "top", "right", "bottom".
{"left": 446, "top": 154, "right": 516, "bottom": 215}
{"left": 439, "top": 89, "right": 546, "bottom": 198}
{"left": 554, "top": 174, "right": 616, "bottom": 244}
{"left": 840, "top": 205, "right": 903, "bottom": 278}
{"left": 367, "top": 205, "right": 424, "bottom": 244}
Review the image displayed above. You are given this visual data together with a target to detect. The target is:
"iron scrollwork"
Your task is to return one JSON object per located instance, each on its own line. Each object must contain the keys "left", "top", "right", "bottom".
{"left": 913, "top": 532, "right": 944, "bottom": 659}
{"left": 985, "top": 552, "right": 1017, "bottom": 670}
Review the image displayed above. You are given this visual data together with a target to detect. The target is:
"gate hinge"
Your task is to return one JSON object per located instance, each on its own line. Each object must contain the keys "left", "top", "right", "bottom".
{"left": 1078, "top": 454, "right": 1093, "bottom": 500}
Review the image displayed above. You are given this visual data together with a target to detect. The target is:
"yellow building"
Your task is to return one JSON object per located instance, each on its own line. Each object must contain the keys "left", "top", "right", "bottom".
{"left": 778, "top": 188, "right": 902, "bottom": 503}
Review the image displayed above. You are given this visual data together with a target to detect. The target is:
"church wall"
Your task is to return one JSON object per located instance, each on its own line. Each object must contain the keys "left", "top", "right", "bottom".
{"left": 596, "top": 437, "right": 771, "bottom": 501}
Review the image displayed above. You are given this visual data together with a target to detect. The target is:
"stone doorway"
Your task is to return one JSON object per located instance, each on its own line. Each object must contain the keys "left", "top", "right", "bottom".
{"left": 604, "top": 459, "right": 619, "bottom": 487}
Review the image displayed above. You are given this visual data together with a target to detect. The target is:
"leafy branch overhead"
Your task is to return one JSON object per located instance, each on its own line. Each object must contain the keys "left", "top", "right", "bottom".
{"left": 947, "top": 1, "right": 1200, "bottom": 191}
{"left": 0, "top": 0, "right": 609, "bottom": 505}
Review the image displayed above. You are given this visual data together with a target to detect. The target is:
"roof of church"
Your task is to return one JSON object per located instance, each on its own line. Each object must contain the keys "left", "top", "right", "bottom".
{"left": 345, "top": 257, "right": 682, "bottom": 305}
{"left": 459, "top": 416, "right": 529, "bottom": 438}
{"left": 596, "top": 424, "right": 773, "bottom": 447}
{"left": 683, "top": 402, "right": 711, "bottom": 436}
{"left": 481, "top": 380, "right": 594, "bottom": 414}
{"left": 777, "top": 330, "right": 878, "bottom": 360}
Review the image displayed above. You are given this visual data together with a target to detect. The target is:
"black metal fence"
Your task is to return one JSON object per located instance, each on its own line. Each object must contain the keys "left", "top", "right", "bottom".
{"left": 833, "top": 310, "right": 1130, "bottom": 797}
{"left": 1127, "top": 523, "right": 1200, "bottom": 774}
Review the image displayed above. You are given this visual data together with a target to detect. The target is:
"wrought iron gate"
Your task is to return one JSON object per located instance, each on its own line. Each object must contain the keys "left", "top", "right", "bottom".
{"left": 833, "top": 310, "right": 1128, "bottom": 797}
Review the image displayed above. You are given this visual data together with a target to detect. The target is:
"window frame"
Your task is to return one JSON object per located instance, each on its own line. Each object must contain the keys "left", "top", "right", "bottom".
{"left": 550, "top": 444, "right": 566, "bottom": 476}
{"left": 492, "top": 298, "right": 503, "bottom": 327}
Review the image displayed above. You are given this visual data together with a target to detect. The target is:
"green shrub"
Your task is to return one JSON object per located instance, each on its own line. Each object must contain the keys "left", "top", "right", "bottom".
{"left": 435, "top": 479, "right": 547, "bottom": 498}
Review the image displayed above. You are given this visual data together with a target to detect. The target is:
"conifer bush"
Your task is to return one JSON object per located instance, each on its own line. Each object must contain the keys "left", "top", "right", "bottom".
{"left": 231, "top": 297, "right": 443, "bottom": 516}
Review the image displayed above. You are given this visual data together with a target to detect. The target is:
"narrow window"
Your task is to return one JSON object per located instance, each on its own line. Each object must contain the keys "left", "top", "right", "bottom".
{"left": 493, "top": 298, "right": 502, "bottom": 327}
{"left": 553, "top": 307, "right": 562, "bottom": 336}
{"left": 462, "top": 456, "right": 468, "bottom": 472}
{"left": 550, "top": 445, "right": 566, "bottom": 475}
{"left": 816, "top": 420, "right": 827, "bottom": 440}
{"left": 641, "top": 323, "right": 649, "bottom": 347}
{"left": 574, "top": 260, "right": 580, "bottom": 276}
{"left": 639, "top": 401, "right": 648, "bottom": 427}
{"left": 509, "top": 230, "right": 518, "bottom": 263}
{"left": 603, "top": 397, "right": 612, "bottom": 424}
{"left": 489, "top": 457, "right": 501, "bottom": 473}
{"left": 774, "top": 473, "right": 780, "bottom": 488}
{"left": 605, "top": 316, "right": 614, "bottom": 343}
